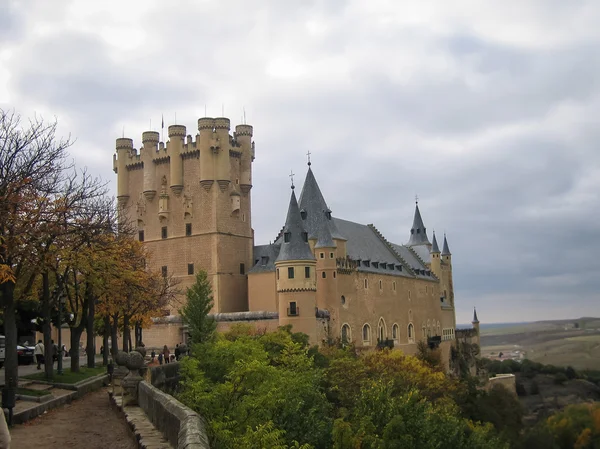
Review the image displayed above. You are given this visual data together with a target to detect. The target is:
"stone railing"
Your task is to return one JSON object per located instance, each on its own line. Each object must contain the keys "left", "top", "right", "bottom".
{"left": 147, "top": 361, "right": 181, "bottom": 394}
{"left": 138, "top": 381, "right": 210, "bottom": 449}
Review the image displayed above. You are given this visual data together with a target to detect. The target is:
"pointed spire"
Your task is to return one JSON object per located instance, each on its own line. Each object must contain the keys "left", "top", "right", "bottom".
{"left": 472, "top": 307, "right": 479, "bottom": 323}
{"left": 298, "top": 166, "right": 345, "bottom": 242}
{"left": 442, "top": 233, "right": 451, "bottom": 256}
{"left": 407, "top": 202, "right": 430, "bottom": 246}
{"left": 276, "top": 188, "right": 315, "bottom": 262}
{"left": 430, "top": 232, "right": 440, "bottom": 253}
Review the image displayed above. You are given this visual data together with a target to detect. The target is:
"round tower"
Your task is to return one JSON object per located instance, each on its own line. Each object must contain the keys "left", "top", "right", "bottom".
{"left": 275, "top": 186, "right": 318, "bottom": 343}
{"left": 142, "top": 131, "right": 159, "bottom": 201}
{"left": 430, "top": 232, "right": 441, "bottom": 278}
{"left": 115, "top": 137, "right": 133, "bottom": 208}
{"left": 235, "top": 124, "right": 253, "bottom": 194}
{"left": 214, "top": 117, "right": 231, "bottom": 191}
{"left": 168, "top": 125, "right": 186, "bottom": 195}
{"left": 198, "top": 118, "right": 215, "bottom": 191}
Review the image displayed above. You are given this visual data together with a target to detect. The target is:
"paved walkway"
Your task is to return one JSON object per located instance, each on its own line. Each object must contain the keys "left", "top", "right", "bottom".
{"left": 0, "top": 356, "right": 102, "bottom": 386}
{"left": 10, "top": 388, "right": 136, "bottom": 449}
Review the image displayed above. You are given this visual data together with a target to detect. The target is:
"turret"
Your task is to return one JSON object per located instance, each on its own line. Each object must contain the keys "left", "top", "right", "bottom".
{"left": 407, "top": 201, "right": 430, "bottom": 246}
{"left": 430, "top": 232, "right": 441, "bottom": 278}
{"left": 115, "top": 138, "right": 133, "bottom": 208}
{"left": 168, "top": 125, "right": 186, "bottom": 195}
{"left": 442, "top": 234, "right": 452, "bottom": 263}
{"left": 275, "top": 185, "right": 318, "bottom": 343}
{"left": 214, "top": 117, "right": 231, "bottom": 191}
{"left": 198, "top": 117, "right": 215, "bottom": 191}
{"left": 472, "top": 307, "right": 480, "bottom": 345}
{"left": 141, "top": 131, "right": 159, "bottom": 201}
{"left": 235, "top": 124, "right": 253, "bottom": 194}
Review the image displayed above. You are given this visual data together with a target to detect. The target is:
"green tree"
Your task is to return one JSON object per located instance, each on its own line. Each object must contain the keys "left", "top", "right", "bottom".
{"left": 180, "top": 271, "right": 216, "bottom": 344}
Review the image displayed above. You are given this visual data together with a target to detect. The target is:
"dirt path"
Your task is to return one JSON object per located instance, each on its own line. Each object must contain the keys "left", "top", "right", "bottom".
{"left": 10, "top": 388, "right": 136, "bottom": 449}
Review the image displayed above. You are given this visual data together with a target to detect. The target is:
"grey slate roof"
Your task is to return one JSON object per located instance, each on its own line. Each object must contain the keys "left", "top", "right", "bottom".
{"left": 411, "top": 244, "right": 431, "bottom": 264}
{"left": 431, "top": 233, "right": 440, "bottom": 253}
{"left": 298, "top": 167, "right": 346, "bottom": 245}
{"left": 407, "top": 204, "right": 430, "bottom": 246}
{"left": 249, "top": 244, "right": 280, "bottom": 273}
{"left": 275, "top": 188, "right": 315, "bottom": 262}
{"left": 442, "top": 234, "right": 451, "bottom": 256}
{"left": 390, "top": 243, "right": 431, "bottom": 278}
{"left": 333, "top": 218, "right": 411, "bottom": 277}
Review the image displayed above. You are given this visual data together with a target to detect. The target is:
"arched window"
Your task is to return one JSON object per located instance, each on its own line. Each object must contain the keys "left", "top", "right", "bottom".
{"left": 362, "top": 324, "right": 371, "bottom": 344}
{"left": 341, "top": 295, "right": 346, "bottom": 305}
{"left": 379, "top": 280, "right": 382, "bottom": 290}
{"left": 377, "top": 318, "right": 386, "bottom": 342}
{"left": 408, "top": 323, "right": 415, "bottom": 342}
{"left": 392, "top": 323, "right": 399, "bottom": 341}
{"left": 341, "top": 324, "right": 351, "bottom": 344}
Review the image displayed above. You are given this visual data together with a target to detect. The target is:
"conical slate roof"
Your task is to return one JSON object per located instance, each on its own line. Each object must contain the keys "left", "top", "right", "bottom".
{"left": 407, "top": 203, "right": 430, "bottom": 246}
{"left": 442, "top": 234, "right": 451, "bottom": 256}
{"left": 276, "top": 188, "right": 315, "bottom": 262}
{"left": 472, "top": 307, "right": 479, "bottom": 323}
{"left": 430, "top": 232, "right": 440, "bottom": 253}
{"left": 298, "top": 166, "right": 346, "bottom": 245}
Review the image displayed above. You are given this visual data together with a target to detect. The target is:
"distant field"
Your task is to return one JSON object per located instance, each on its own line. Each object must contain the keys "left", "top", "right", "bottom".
{"left": 480, "top": 317, "right": 600, "bottom": 371}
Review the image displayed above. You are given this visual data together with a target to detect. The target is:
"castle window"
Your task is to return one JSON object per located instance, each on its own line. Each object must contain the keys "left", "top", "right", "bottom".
{"left": 392, "top": 323, "right": 399, "bottom": 341}
{"left": 333, "top": 272, "right": 336, "bottom": 279}
{"left": 362, "top": 324, "right": 371, "bottom": 344}
{"left": 240, "top": 263, "right": 245, "bottom": 275}
{"left": 161, "top": 266, "right": 167, "bottom": 277}
{"left": 416, "top": 229, "right": 420, "bottom": 234}
{"left": 161, "top": 226, "right": 167, "bottom": 239}
{"left": 138, "top": 230, "right": 145, "bottom": 242}
{"left": 186, "top": 223, "right": 192, "bottom": 236}
{"left": 341, "top": 324, "right": 351, "bottom": 344}
{"left": 300, "top": 209, "right": 307, "bottom": 220}
{"left": 393, "top": 281, "right": 396, "bottom": 291}
{"left": 320, "top": 252, "right": 324, "bottom": 259}
{"left": 277, "top": 268, "right": 280, "bottom": 280}
{"left": 437, "top": 321, "right": 441, "bottom": 336}
{"left": 235, "top": 178, "right": 239, "bottom": 184}
{"left": 373, "top": 262, "right": 379, "bottom": 269}
{"left": 379, "top": 280, "right": 382, "bottom": 290}
{"left": 284, "top": 232, "right": 291, "bottom": 243}
{"left": 305, "top": 266, "right": 310, "bottom": 278}
{"left": 288, "top": 267, "right": 294, "bottom": 279}
{"left": 288, "top": 301, "right": 298, "bottom": 316}
{"left": 411, "top": 229, "right": 414, "bottom": 235}
{"left": 408, "top": 323, "right": 415, "bottom": 342}
{"left": 188, "top": 263, "right": 194, "bottom": 275}
{"left": 302, "top": 232, "right": 308, "bottom": 242}
{"left": 261, "top": 256, "right": 268, "bottom": 266}
{"left": 381, "top": 262, "right": 387, "bottom": 269}
{"left": 341, "top": 295, "right": 346, "bottom": 305}
{"left": 377, "top": 318, "right": 386, "bottom": 342}
{"left": 330, "top": 252, "right": 334, "bottom": 259}
{"left": 364, "top": 260, "right": 370, "bottom": 267}
{"left": 322, "top": 272, "right": 326, "bottom": 279}
{"left": 364, "top": 279, "right": 368, "bottom": 289}
{"left": 242, "top": 214, "right": 245, "bottom": 222}
{"left": 408, "top": 290, "right": 411, "bottom": 299}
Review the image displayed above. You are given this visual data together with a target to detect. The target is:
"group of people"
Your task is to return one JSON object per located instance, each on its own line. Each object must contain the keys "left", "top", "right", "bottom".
{"left": 150, "top": 343, "right": 188, "bottom": 365}
{"left": 33, "top": 339, "right": 68, "bottom": 370}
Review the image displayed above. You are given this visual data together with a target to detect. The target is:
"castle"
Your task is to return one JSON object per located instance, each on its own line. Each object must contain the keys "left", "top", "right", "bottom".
{"left": 113, "top": 117, "right": 480, "bottom": 369}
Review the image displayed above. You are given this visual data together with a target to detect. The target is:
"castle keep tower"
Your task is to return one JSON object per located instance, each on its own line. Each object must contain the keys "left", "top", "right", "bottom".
{"left": 113, "top": 117, "right": 255, "bottom": 314}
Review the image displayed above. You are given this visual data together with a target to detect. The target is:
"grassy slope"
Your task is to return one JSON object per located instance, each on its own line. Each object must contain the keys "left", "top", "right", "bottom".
{"left": 480, "top": 317, "right": 600, "bottom": 370}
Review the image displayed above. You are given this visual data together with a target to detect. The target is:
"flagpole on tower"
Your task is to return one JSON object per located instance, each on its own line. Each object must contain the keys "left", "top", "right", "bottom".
{"left": 161, "top": 114, "right": 164, "bottom": 142}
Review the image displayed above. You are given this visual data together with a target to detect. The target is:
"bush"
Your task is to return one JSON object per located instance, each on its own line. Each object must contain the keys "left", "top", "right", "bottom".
{"left": 553, "top": 372, "right": 568, "bottom": 385}
{"left": 530, "top": 380, "right": 540, "bottom": 395}
{"left": 516, "top": 381, "right": 527, "bottom": 396}
{"left": 565, "top": 366, "right": 577, "bottom": 380}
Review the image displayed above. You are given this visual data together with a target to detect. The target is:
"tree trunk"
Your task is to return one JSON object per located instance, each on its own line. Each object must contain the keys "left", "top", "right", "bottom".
{"left": 69, "top": 326, "right": 84, "bottom": 373}
{"left": 122, "top": 315, "right": 130, "bottom": 352}
{"left": 2, "top": 281, "right": 19, "bottom": 390}
{"left": 86, "top": 296, "right": 95, "bottom": 368}
{"left": 134, "top": 321, "right": 143, "bottom": 347}
{"left": 42, "top": 272, "right": 54, "bottom": 381}
{"left": 111, "top": 314, "right": 119, "bottom": 356}
{"left": 102, "top": 315, "right": 110, "bottom": 365}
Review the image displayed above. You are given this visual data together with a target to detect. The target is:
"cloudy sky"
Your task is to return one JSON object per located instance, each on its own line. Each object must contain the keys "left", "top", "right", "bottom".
{"left": 1, "top": 0, "right": 599, "bottom": 324}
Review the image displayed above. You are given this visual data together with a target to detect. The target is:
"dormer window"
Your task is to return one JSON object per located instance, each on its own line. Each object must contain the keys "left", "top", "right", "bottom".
{"left": 300, "top": 209, "right": 307, "bottom": 220}
{"left": 284, "top": 232, "right": 291, "bottom": 243}
{"left": 373, "top": 262, "right": 379, "bottom": 269}
{"left": 261, "top": 256, "right": 268, "bottom": 266}
{"left": 381, "top": 263, "right": 387, "bottom": 269}
{"left": 364, "top": 260, "right": 370, "bottom": 267}
{"left": 325, "top": 208, "right": 332, "bottom": 220}
{"left": 302, "top": 231, "right": 308, "bottom": 242}
{"left": 416, "top": 229, "right": 420, "bottom": 234}
{"left": 411, "top": 229, "right": 414, "bottom": 234}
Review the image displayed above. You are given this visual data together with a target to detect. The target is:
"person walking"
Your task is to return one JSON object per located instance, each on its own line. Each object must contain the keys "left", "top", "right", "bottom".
{"left": 52, "top": 340, "right": 58, "bottom": 365}
{"left": 174, "top": 344, "right": 180, "bottom": 361}
{"left": 34, "top": 340, "right": 44, "bottom": 370}
{"left": 158, "top": 352, "right": 163, "bottom": 365}
{"left": 0, "top": 405, "right": 10, "bottom": 449}
{"left": 162, "top": 345, "right": 170, "bottom": 364}
{"left": 151, "top": 350, "right": 156, "bottom": 363}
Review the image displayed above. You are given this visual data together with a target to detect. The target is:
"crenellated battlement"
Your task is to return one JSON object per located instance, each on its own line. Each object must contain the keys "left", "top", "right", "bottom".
{"left": 168, "top": 125, "right": 186, "bottom": 138}
{"left": 142, "top": 131, "right": 160, "bottom": 144}
{"left": 213, "top": 117, "right": 230, "bottom": 130}
{"left": 235, "top": 124, "right": 253, "bottom": 137}
{"left": 116, "top": 138, "right": 133, "bottom": 150}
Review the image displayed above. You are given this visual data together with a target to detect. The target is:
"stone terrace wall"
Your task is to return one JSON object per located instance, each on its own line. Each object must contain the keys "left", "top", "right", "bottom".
{"left": 147, "top": 361, "right": 181, "bottom": 394}
{"left": 138, "top": 381, "right": 210, "bottom": 449}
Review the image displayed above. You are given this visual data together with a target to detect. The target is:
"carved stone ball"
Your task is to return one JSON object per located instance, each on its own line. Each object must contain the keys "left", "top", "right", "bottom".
{"left": 126, "top": 351, "right": 145, "bottom": 371}
{"left": 134, "top": 346, "right": 147, "bottom": 358}
{"left": 115, "top": 351, "right": 130, "bottom": 367}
